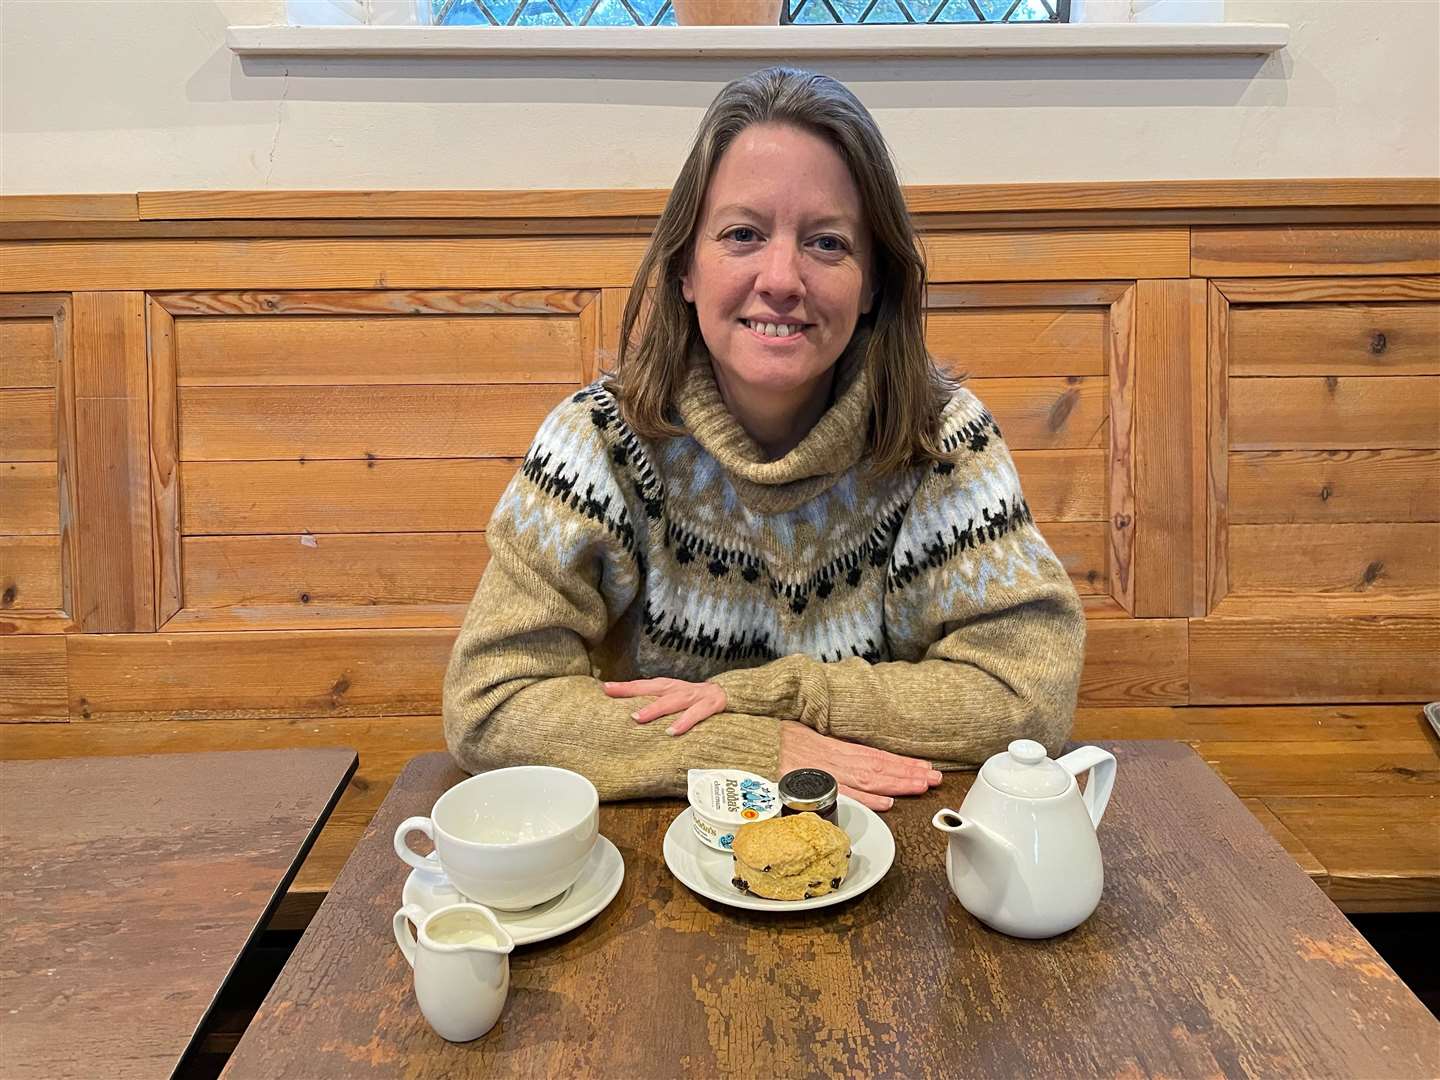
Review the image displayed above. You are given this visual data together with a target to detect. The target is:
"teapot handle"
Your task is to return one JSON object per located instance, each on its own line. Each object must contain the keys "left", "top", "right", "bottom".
{"left": 1056, "top": 745, "right": 1116, "bottom": 828}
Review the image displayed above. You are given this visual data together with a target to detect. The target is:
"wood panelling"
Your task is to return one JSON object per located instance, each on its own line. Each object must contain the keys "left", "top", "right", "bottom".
{"left": 1012, "top": 449, "right": 1106, "bottom": 521}
{"left": 176, "top": 384, "right": 573, "bottom": 461}
{"left": 0, "top": 319, "right": 56, "bottom": 387}
{"left": 1193, "top": 739, "right": 1439, "bottom": 798}
{"left": 0, "top": 389, "right": 56, "bottom": 460}
{"left": 1133, "top": 278, "right": 1206, "bottom": 617}
{"left": 967, "top": 376, "right": 1108, "bottom": 450}
{"left": 1190, "top": 615, "right": 1439, "bottom": 703}
{"left": 71, "top": 293, "right": 153, "bottom": 633}
{"left": 0, "top": 237, "right": 653, "bottom": 292}
{"left": 1229, "top": 449, "right": 1440, "bottom": 523}
{"left": 1038, "top": 521, "right": 1108, "bottom": 595}
{"left": 179, "top": 458, "right": 517, "bottom": 535}
{"left": 1229, "top": 375, "right": 1440, "bottom": 450}
{"left": 67, "top": 629, "right": 457, "bottom": 722}
{"left": 1229, "top": 302, "right": 1440, "bottom": 376}
{"left": 0, "top": 463, "right": 60, "bottom": 534}
{"left": 1214, "top": 276, "right": 1440, "bottom": 304}
{"left": 174, "top": 314, "right": 583, "bottom": 385}
{"left": 1228, "top": 523, "right": 1439, "bottom": 595}
{"left": 0, "top": 536, "right": 62, "bottom": 611}
{"left": 922, "top": 228, "right": 1188, "bottom": 281}
{"left": 1264, "top": 796, "right": 1440, "bottom": 912}
{"left": 1193, "top": 226, "right": 1440, "bottom": 277}
{"left": 0, "top": 635, "right": 67, "bottom": 721}
{"left": 155, "top": 287, "right": 597, "bottom": 318}
{"left": 1076, "top": 618, "right": 1188, "bottom": 705}
{"left": 926, "top": 308, "right": 1107, "bottom": 377}
{"left": 0, "top": 193, "right": 139, "bottom": 222}
{"left": 1107, "top": 286, "right": 1136, "bottom": 614}
{"left": 173, "top": 532, "right": 488, "bottom": 630}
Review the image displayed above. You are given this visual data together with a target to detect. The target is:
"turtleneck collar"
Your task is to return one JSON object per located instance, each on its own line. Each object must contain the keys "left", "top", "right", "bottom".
{"left": 675, "top": 326, "right": 873, "bottom": 514}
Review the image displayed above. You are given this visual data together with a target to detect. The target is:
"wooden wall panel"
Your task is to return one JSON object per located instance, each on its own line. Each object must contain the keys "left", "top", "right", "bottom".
{"left": 180, "top": 459, "right": 517, "bottom": 535}
{"left": 926, "top": 308, "right": 1107, "bottom": 377}
{"left": 1077, "top": 618, "right": 1189, "bottom": 705}
{"left": 0, "top": 319, "right": 55, "bottom": 387}
{"left": 922, "top": 228, "right": 1188, "bottom": 281}
{"left": 71, "top": 293, "right": 153, "bottom": 633}
{"left": 1132, "top": 279, "right": 1206, "bottom": 616}
{"left": 1229, "top": 375, "right": 1440, "bottom": 450}
{"left": 0, "top": 463, "right": 60, "bottom": 534}
{"left": 1228, "top": 523, "right": 1439, "bottom": 595}
{"left": 0, "top": 635, "right": 67, "bottom": 721}
{"left": 1193, "top": 226, "right": 1440, "bottom": 277}
{"left": 1190, "top": 616, "right": 1439, "bottom": 703}
{"left": 0, "top": 535, "right": 62, "bottom": 610}
{"left": 1013, "top": 449, "right": 1106, "bottom": 521}
{"left": 0, "top": 389, "right": 56, "bottom": 460}
{"left": 1228, "top": 302, "right": 1440, "bottom": 376}
{"left": 1038, "top": 522, "right": 1108, "bottom": 595}
{"left": 174, "top": 314, "right": 583, "bottom": 386}
{"left": 176, "top": 384, "right": 571, "bottom": 461}
{"left": 1228, "top": 449, "right": 1440, "bottom": 523}
{"left": 965, "top": 376, "right": 1108, "bottom": 450}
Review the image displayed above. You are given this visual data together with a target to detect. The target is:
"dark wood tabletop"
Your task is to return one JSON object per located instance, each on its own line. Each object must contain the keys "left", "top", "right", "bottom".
{"left": 224, "top": 742, "right": 1440, "bottom": 1079}
{"left": 0, "top": 748, "right": 357, "bottom": 1080}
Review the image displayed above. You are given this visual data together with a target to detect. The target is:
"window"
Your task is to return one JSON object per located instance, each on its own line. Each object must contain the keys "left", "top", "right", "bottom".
{"left": 431, "top": 0, "right": 1068, "bottom": 27}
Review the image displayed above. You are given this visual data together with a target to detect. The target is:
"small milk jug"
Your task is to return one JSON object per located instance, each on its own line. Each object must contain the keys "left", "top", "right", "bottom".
{"left": 932, "top": 739, "right": 1117, "bottom": 939}
{"left": 392, "top": 902, "right": 514, "bottom": 1042}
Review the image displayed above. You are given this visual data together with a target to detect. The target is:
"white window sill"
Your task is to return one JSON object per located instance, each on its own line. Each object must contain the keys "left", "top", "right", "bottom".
{"left": 227, "top": 22, "right": 1288, "bottom": 61}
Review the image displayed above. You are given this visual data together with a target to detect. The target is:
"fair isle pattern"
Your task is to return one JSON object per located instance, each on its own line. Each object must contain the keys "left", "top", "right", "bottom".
{"left": 496, "top": 379, "right": 1063, "bottom": 674}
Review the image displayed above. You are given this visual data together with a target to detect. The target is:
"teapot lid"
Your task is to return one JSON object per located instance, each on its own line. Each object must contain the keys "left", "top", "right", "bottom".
{"left": 979, "top": 740, "right": 1072, "bottom": 798}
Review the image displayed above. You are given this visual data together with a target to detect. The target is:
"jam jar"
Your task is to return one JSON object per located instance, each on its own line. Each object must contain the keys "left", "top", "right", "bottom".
{"left": 777, "top": 768, "right": 838, "bottom": 821}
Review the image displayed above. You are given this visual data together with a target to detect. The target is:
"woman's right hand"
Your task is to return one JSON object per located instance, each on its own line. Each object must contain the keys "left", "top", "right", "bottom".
{"left": 778, "top": 721, "right": 942, "bottom": 812}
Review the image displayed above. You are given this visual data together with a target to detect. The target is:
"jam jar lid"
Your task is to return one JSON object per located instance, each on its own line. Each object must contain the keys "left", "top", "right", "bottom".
{"left": 778, "top": 768, "right": 838, "bottom": 812}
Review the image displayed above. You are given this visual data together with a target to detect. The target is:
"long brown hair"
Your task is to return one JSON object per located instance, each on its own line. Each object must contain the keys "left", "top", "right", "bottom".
{"left": 603, "top": 66, "right": 960, "bottom": 476}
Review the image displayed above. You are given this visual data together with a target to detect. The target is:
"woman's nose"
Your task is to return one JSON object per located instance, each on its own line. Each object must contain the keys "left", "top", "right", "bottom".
{"left": 755, "top": 242, "right": 804, "bottom": 298}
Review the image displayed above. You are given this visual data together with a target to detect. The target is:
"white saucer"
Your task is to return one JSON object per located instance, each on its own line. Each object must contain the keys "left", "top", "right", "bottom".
{"left": 401, "top": 835, "right": 624, "bottom": 946}
{"left": 663, "top": 796, "right": 895, "bottom": 912}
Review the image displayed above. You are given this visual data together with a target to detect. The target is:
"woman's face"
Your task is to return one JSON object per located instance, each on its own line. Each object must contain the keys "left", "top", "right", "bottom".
{"left": 682, "top": 122, "right": 873, "bottom": 402}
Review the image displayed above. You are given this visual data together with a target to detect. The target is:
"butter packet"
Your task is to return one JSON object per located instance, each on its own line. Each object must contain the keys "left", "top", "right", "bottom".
{"left": 686, "top": 769, "right": 780, "bottom": 851}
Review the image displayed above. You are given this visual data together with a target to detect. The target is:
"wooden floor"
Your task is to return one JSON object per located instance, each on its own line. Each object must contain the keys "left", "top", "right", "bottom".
{"left": 1, "top": 704, "right": 1435, "bottom": 927}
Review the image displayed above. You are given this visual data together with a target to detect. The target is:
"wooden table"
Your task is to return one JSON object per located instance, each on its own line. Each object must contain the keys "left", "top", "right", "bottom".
{"left": 0, "top": 748, "right": 357, "bottom": 1080}
{"left": 225, "top": 742, "right": 1440, "bottom": 1078}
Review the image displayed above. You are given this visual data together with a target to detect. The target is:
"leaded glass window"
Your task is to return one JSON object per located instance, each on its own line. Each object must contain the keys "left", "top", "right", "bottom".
{"left": 432, "top": 0, "right": 1068, "bottom": 27}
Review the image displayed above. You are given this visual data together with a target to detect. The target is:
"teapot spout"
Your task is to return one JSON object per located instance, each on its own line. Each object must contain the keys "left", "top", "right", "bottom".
{"left": 931, "top": 809, "right": 1017, "bottom": 855}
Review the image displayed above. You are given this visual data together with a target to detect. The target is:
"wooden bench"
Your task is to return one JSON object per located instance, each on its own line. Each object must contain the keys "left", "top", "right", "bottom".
{"left": 2, "top": 703, "right": 1434, "bottom": 927}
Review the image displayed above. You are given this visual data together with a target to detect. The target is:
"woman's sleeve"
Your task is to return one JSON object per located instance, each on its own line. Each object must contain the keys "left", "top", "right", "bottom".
{"left": 442, "top": 394, "right": 781, "bottom": 799}
{"left": 708, "top": 404, "right": 1086, "bottom": 765}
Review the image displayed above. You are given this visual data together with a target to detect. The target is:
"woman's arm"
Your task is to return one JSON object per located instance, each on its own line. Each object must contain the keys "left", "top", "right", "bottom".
{"left": 442, "top": 401, "right": 781, "bottom": 799}
{"left": 708, "top": 400, "right": 1086, "bottom": 764}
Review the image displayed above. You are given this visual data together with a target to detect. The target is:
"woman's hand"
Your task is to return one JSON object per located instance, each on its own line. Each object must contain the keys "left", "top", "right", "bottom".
{"left": 604, "top": 678, "right": 727, "bottom": 736}
{"left": 780, "top": 721, "right": 941, "bottom": 812}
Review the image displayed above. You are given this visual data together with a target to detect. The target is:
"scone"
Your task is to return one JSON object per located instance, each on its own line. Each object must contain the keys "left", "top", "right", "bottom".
{"left": 730, "top": 812, "right": 851, "bottom": 901}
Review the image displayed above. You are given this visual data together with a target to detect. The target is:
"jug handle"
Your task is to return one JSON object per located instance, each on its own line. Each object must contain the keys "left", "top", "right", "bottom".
{"left": 393, "top": 902, "right": 426, "bottom": 967}
{"left": 1056, "top": 745, "right": 1116, "bottom": 827}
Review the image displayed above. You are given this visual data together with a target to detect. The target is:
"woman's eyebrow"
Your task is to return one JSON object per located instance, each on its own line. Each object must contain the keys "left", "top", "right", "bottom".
{"left": 711, "top": 203, "right": 857, "bottom": 230}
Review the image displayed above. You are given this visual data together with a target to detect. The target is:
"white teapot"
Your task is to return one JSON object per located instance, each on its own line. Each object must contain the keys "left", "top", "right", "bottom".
{"left": 932, "top": 739, "right": 1117, "bottom": 939}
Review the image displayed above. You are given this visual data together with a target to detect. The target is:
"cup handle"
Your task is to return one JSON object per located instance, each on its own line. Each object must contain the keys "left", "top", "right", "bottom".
{"left": 393, "top": 902, "right": 426, "bottom": 967}
{"left": 394, "top": 816, "right": 442, "bottom": 874}
{"left": 1056, "top": 745, "right": 1117, "bottom": 828}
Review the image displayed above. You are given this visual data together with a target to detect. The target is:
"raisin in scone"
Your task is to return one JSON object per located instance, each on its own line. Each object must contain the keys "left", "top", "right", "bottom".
{"left": 730, "top": 812, "right": 851, "bottom": 901}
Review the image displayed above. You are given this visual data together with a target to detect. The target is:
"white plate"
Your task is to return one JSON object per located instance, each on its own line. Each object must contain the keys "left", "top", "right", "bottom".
{"left": 663, "top": 796, "right": 895, "bottom": 912}
{"left": 401, "top": 834, "right": 624, "bottom": 946}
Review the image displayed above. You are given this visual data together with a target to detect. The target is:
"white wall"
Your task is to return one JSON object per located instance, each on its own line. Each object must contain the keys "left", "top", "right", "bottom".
{"left": 1, "top": 0, "right": 1436, "bottom": 194}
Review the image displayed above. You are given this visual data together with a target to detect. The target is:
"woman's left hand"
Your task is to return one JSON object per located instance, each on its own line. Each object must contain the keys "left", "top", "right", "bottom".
{"left": 603, "top": 678, "right": 727, "bottom": 736}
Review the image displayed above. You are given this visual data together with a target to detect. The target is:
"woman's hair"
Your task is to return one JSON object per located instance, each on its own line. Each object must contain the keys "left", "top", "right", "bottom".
{"left": 603, "top": 65, "right": 961, "bottom": 475}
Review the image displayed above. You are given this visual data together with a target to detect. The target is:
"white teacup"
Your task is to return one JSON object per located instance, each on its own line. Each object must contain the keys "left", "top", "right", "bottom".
{"left": 393, "top": 902, "right": 513, "bottom": 1043}
{"left": 394, "top": 766, "right": 599, "bottom": 910}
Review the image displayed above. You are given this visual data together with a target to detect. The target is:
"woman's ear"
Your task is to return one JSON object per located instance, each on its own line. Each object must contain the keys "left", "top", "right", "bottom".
{"left": 860, "top": 284, "right": 877, "bottom": 315}
{"left": 681, "top": 274, "right": 695, "bottom": 304}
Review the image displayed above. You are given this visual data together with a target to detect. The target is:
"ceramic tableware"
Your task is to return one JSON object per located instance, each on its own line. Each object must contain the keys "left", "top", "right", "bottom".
{"left": 392, "top": 902, "right": 514, "bottom": 1042}
{"left": 933, "top": 739, "right": 1117, "bottom": 939}
{"left": 394, "top": 765, "right": 598, "bottom": 911}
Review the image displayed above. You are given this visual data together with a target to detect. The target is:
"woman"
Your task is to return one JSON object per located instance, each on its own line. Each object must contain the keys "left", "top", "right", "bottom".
{"left": 443, "top": 67, "right": 1085, "bottom": 811}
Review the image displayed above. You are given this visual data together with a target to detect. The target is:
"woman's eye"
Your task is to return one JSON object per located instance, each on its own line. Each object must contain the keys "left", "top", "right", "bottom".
{"left": 725, "top": 227, "right": 760, "bottom": 243}
{"left": 814, "top": 235, "right": 849, "bottom": 253}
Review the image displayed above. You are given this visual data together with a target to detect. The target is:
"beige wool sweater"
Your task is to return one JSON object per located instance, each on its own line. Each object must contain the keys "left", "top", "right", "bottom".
{"left": 443, "top": 337, "right": 1086, "bottom": 799}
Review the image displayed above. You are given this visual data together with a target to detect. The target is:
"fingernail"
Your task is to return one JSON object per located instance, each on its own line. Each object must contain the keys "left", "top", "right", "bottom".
{"left": 631, "top": 712, "right": 642, "bottom": 721}
{"left": 929, "top": 770, "right": 943, "bottom": 783}
{"left": 884, "top": 798, "right": 895, "bottom": 810}
{"left": 665, "top": 725, "right": 678, "bottom": 736}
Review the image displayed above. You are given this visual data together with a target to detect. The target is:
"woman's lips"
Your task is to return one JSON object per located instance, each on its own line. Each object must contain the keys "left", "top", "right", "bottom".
{"left": 740, "top": 319, "right": 808, "bottom": 343}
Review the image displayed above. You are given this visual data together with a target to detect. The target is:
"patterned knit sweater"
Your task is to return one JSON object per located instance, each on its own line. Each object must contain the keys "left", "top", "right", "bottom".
{"left": 443, "top": 337, "right": 1086, "bottom": 800}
